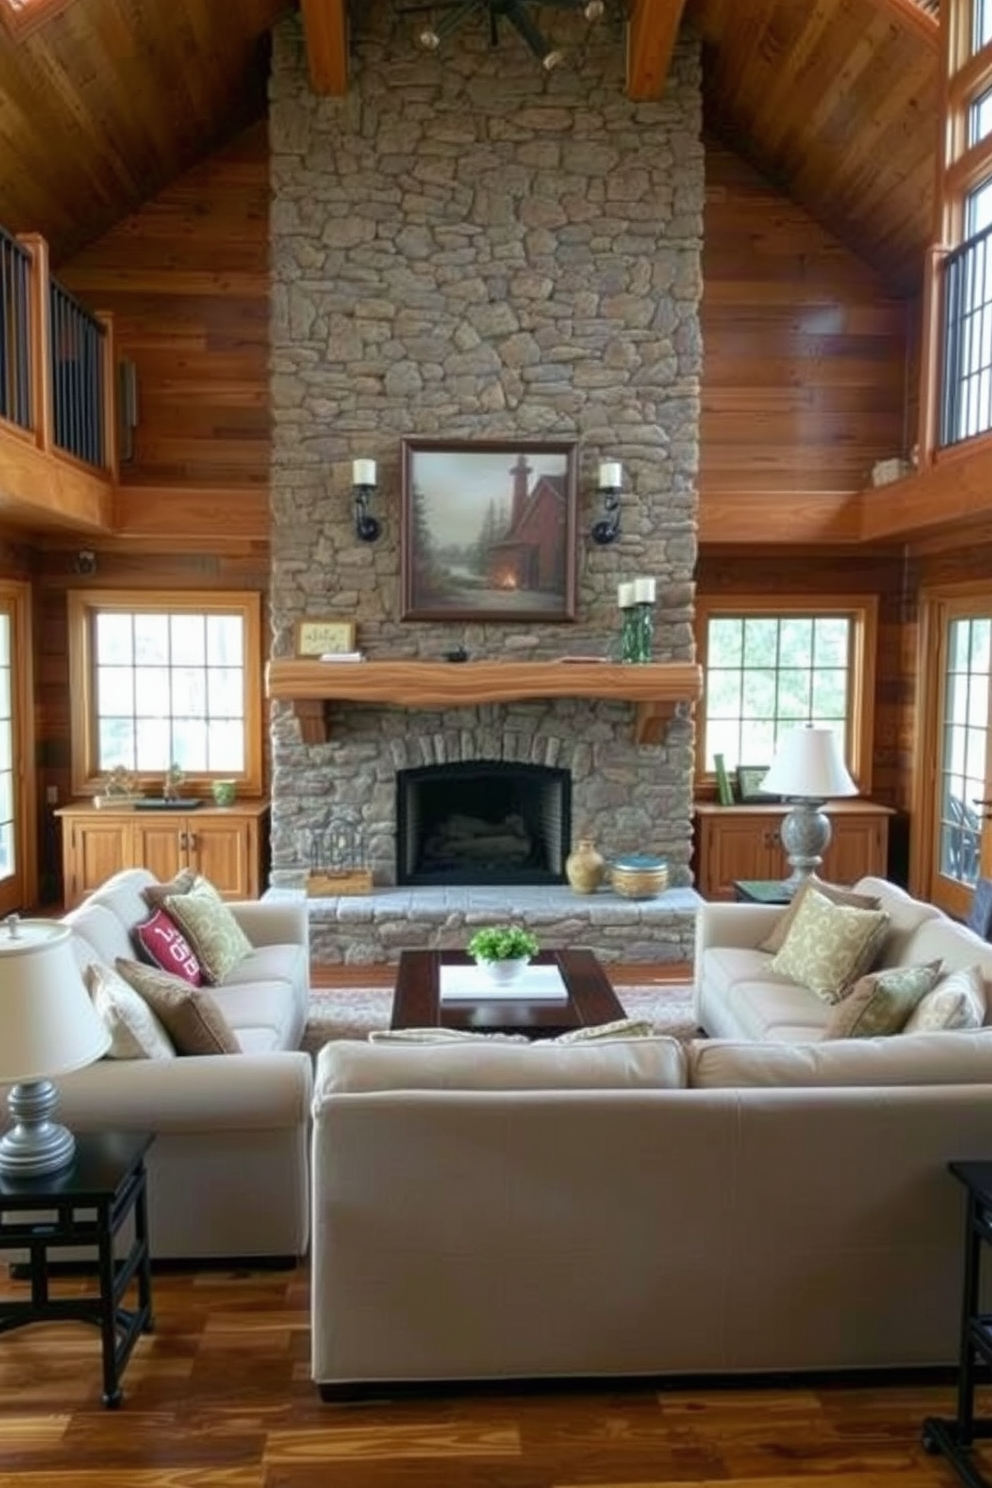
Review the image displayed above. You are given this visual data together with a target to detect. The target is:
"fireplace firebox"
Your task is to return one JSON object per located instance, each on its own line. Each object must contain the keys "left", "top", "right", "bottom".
{"left": 396, "top": 761, "right": 571, "bottom": 886}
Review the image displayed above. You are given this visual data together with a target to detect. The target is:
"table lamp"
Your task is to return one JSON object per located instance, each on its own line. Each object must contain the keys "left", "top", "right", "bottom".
{"left": 0, "top": 917, "right": 110, "bottom": 1178}
{"left": 760, "top": 725, "right": 858, "bottom": 890}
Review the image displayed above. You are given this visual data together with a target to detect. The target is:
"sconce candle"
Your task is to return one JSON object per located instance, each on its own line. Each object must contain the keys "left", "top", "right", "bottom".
{"left": 353, "top": 458, "right": 376, "bottom": 486}
{"left": 591, "top": 461, "right": 624, "bottom": 544}
{"left": 598, "top": 461, "right": 622, "bottom": 489}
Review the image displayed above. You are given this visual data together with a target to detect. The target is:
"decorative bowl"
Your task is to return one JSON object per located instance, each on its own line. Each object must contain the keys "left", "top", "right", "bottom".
{"left": 611, "top": 854, "right": 670, "bottom": 900}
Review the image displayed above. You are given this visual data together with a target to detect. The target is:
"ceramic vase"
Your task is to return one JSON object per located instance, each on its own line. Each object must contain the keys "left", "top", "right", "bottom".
{"left": 479, "top": 956, "right": 531, "bottom": 985}
{"left": 565, "top": 838, "right": 606, "bottom": 894}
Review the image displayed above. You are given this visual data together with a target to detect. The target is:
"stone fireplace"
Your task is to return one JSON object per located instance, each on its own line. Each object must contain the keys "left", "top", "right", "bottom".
{"left": 266, "top": 8, "right": 703, "bottom": 900}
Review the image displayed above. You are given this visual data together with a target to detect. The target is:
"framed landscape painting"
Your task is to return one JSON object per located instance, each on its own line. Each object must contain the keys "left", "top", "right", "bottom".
{"left": 400, "top": 437, "right": 578, "bottom": 622}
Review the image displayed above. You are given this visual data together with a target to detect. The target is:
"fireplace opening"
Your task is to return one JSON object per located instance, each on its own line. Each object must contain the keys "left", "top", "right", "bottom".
{"left": 396, "top": 761, "right": 571, "bottom": 886}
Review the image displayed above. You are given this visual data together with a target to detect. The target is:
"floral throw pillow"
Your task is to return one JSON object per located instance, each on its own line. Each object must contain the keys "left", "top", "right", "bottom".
{"left": 758, "top": 875, "right": 882, "bottom": 955}
{"left": 162, "top": 877, "right": 252, "bottom": 984}
{"left": 824, "top": 960, "right": 943, "bottom": 1039}
{"left": 769, "top": 887, "right": 890, "bottom": 1002}
{"left": 134, "top": 907, "right": 202, "bottom": 985}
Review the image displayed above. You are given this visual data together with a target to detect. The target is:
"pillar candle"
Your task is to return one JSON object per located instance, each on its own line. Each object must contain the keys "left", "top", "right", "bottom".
{"left": 599, "top": 461, "right": 622, "bottom": 489}
{"left": 632, "top": 577, "right": 656, "bottom": 604}
{"left": 617, "top": 581, "right": 635, "bottom": 608}
{"left": 353, "top": 458, "right": 376, "bottom": 486}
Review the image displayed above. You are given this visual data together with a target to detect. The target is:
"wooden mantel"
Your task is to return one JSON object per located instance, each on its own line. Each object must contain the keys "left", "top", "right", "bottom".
{"left": 266, "top": 659, "right": 703, "bottom": 746}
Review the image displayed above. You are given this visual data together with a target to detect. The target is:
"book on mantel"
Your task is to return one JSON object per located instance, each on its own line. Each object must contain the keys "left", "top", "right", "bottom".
{"left": 319, "top": 652, "right": 365, "bottom": 662}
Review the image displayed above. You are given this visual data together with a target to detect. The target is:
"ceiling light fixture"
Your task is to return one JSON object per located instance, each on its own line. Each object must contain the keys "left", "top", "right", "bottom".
{"left": 409, "top": 0, "right": 607, "bottom": 70}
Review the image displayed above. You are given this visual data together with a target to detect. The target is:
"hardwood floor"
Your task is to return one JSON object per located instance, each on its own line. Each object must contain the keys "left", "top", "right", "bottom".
{"left": 0, "top": 1261, "right": 986, "bottom": 1486}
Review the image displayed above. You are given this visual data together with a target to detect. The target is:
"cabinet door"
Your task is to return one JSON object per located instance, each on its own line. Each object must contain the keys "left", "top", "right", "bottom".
{"left": 823, "top": 814, "right": 889, "bottom": 886}
{"left": 699, "top": 813, "right": 783, "bottom": 899}
{"left": 62, "top": 816, "right": 133, "bottom": 908}
{"left": 186, "top": 817, "right": 255, "bottom": 899}
{"left": 131, "top": 819, "right": 187, "bottom": 886}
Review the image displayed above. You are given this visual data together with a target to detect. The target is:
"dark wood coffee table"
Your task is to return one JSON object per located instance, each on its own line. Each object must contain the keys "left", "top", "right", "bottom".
{"left": 391, "top": 949, "right": 626, "bottom": 1039}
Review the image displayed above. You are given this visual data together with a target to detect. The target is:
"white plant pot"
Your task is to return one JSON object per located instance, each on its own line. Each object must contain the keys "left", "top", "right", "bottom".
{"left": 478, "top": 956, "right": 531, "bottom": 986}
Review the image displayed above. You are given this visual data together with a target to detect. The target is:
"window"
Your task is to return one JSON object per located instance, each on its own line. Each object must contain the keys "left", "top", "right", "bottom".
{"left": 68, "top": 591, "right": 263, "bottom": 797}
{"left": 694, "top": 596, "right": 877, "bottom": 791}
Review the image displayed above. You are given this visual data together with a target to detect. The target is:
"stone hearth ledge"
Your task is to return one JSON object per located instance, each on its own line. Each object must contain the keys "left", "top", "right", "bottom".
{"left": 262, "top": 883, "right": 703, "bottom": 967}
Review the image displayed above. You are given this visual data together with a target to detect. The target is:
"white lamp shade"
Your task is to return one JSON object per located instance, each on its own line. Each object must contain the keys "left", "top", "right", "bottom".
{"left": 761, "top": 726, "right": 858, "bottom": 800}
{"left": 0, "top": 921, "right": 109, "bottom": 1083}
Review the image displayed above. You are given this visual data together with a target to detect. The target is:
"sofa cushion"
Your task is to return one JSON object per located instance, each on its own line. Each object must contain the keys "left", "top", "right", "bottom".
{"left": 687, "top": 1028, "right": 992, "bottom": 1087}
{"left": 758, "top": 875, "right": 882, "bottom": 955}
{"left": 314, "top": 1036, "right": 687, "bottom": 1096}
{"left": 134, "top": 907, "right": 202, "bottom": 985}
{"left": 209, "top": 980, "right": 304, "bottom": 1052}
{"left": 115, "top": 958, "right": 240, "bottom": 1055}
{"left": 85, "top": 962, "right": 176, "bottom": 1061}
{"left": 64, "top": 899, "right": 139, "bottom": 970}
{"left": 164, "top": 878, "right": 253, "bottom": 983}
{"left": 896, "top": 918, "right": 992, "bottom": 1004}
{"left": 89, "top": 867, "right": 162, "bottom": 937}
{"left": 770, "top": 888, "right": 889, "bottom": 1002}
{"left": 823, "top": 960, "right": 943, "bottom": 1039}
{"left": 696, "top": 947, "right": 832, "bottom": 1041}
{"left": 903, "top": 965, "right": 986, "bottom": 1034}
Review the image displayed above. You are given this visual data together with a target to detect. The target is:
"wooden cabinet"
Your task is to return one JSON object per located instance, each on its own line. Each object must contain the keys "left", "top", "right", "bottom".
{"left": 694, "top": 800, "right": 893, "bottom": 901}
{"left": 56, "top": 802, "right": 269, "bottom": 909}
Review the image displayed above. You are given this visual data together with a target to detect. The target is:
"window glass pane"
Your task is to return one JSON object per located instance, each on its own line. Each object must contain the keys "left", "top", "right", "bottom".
{"left": 971, "top": 86, "right": 992, "bottom": 147}
{"left": 703, "top": 612, "right": 854, "bottom": 774}
{"left": 89, "top": 603, "right": 250, "bottom": 781}
{"left": 975, "top": 0, "right": 992, "bottom": 54}
{"left": 966, "top": 177, "right": 992, "bottom": 237}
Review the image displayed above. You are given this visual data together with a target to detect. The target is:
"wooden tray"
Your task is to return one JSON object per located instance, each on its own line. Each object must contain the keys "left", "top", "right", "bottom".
{"left": 306, "top": 869, "right": 373, "bottom": 897}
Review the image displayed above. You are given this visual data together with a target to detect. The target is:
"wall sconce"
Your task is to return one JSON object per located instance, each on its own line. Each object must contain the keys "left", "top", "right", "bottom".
{"left": 352, "top": 459, "right": 381, "bottom": 542}
{"left": 591, "top": 461, "right": 623, "bottom": 544}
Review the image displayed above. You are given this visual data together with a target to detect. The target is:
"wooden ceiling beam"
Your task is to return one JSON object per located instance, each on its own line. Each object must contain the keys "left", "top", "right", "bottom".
{"left": 626, "top": 0, "right": 689, "bottom": 101}
{"left": 299, "top": 0, "right": 349, "bottom": 97}
{"left": 865, "top": 0, "right": 939, "bottom": 49}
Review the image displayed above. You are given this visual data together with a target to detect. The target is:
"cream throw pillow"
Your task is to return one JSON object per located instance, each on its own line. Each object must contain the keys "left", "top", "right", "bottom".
{"left": 823, "top": 960, "right": 943, "bottom": 1039}
{"left": 902, "top": 964, "right": 986, "bottom": 1034}
{"left": 85, "top": 962, "right": 176, "bottom": 1060}
{"left": 770, "top": 887, "right": 889, "bottom": 1002}
{"left": 369, "top": 1018, "right": 655, "bottom": 1047}
{"left": 759, "top": 875, "right": 882, "bottom": 955}
{"left": 163, "top": 876, "right": 253, "bottom": 983}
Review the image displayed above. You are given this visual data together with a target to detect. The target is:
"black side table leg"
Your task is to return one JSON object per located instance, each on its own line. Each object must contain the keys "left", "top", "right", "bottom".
{"left": 96, "top": 1213, "right": 122, "bottom": 1408}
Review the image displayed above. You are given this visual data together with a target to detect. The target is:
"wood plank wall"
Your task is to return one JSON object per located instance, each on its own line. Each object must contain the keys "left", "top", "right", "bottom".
{"left": 699, "top": 142, "right": 912, "bottom": 503}
{"left": 0, "top": 121, "right": 975, "bottom": 898}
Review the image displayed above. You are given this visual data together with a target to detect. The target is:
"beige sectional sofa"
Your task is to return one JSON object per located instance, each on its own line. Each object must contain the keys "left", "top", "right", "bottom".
{"left": 310, "top": 877, "right": 992, "bottom": 1393}
{"left": 15, "top": 868, "right": 314, "bottom": 1261}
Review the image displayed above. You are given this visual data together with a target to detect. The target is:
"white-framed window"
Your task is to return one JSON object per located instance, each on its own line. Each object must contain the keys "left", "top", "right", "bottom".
{"left": 68, "top": 590, "right": 263, "bottom": 797}
{"left": 694, "top": 596, "right": 878, "bottom": 790}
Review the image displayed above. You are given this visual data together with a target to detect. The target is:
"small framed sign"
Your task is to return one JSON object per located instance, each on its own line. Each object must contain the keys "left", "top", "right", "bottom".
{"left": 295, "top": 619, "right": 357, "bottom": 657}
{"left": 737, "top": 765, "right": 775, "bottom": 802}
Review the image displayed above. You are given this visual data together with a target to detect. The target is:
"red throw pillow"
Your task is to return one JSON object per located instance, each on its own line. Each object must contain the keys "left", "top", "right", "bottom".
{"left": 134, "top": 908, "right": 203, "bottom": 986}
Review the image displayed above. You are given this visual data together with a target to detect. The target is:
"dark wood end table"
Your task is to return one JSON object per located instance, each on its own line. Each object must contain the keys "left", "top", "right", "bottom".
{"left": 0, "top": 1130, "right": 154, "bottom": 1407}
{"left": 391, "top": 948, "right": 627, "bottom": 1039}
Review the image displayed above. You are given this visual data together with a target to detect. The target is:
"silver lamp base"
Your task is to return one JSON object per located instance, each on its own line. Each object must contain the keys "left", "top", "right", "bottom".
{"left": 0, "top": 1079, "right": 76, "bottom": 1178}
{"left": 779, "top": 798, "right": 833, "bottom": 891}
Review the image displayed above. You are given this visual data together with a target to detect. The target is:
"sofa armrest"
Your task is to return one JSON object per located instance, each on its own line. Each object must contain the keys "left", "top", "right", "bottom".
{"left": 50, "top": 1051, "right": 314, "bottom": 1135}
{"left": 694, "top": 902, "right": 786, "bottom": 958}
{"left": 229, "top": 898, "right": 309, "bottom": 950}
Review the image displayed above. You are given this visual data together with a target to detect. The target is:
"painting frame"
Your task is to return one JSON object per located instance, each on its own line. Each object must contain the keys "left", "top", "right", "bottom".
{"left": 295, "top": 619, "right": 357, "bottom": 657}
{"left": 400, "top": 437, "right": 579, "bottom": 622}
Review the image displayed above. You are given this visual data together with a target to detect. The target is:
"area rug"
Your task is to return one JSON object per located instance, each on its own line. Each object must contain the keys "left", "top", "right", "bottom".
{"left": 302, "top": 982, "right": 697, "bottom": 1057}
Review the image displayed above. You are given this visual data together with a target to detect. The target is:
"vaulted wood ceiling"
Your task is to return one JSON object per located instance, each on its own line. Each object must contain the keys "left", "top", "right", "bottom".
{"left": 0, "top": 0, "right": 939, "bottom": 291}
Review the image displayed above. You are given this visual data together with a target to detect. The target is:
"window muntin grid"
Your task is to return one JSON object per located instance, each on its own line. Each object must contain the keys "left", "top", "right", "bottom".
{"left": 704, "top": 613, "right": 852, "bottom": 774}
{"left": 939, "top": 615, "right": 991, "bottom": 885}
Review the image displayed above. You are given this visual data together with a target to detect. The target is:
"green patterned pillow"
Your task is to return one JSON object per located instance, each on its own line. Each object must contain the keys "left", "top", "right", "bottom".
{"left": 770, "top": 887, "right": 889, "bottom": 1002}
{"left": 163, "top": 878, "right": 252, "bottom": 983}
{"left": 824, "top": 960, "right": 943, "bottom": 1039}
{"left": 902, "top": 964, "right": 986, "bottom": 1034}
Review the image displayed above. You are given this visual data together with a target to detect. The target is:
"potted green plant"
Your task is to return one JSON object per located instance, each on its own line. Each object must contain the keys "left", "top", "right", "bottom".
{"left": 467, "top": 925, "right": 540, "bottom": 985}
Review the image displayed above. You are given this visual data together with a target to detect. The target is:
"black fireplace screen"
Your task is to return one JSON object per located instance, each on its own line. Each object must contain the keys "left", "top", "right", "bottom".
{"left": 396, "top": 761, "right": 571, "bottom": 886}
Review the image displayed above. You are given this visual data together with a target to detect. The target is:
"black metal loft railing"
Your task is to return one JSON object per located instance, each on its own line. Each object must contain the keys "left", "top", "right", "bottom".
{"left": 49, "top": 278, "right": 105, "bottom": 467}
{"left": 0, "top": 226, "right": 32, "bottom": 432}
{"left": 939, "top": 221, "right": 992, "bottom": 449}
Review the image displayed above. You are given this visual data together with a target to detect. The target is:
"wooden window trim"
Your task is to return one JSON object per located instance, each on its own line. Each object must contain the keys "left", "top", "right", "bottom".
{"left": 67, "top": 589, "right": 264, "bottom": 799}
{"left": 693, "top": 594, "right": 879, "bottom": 797}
